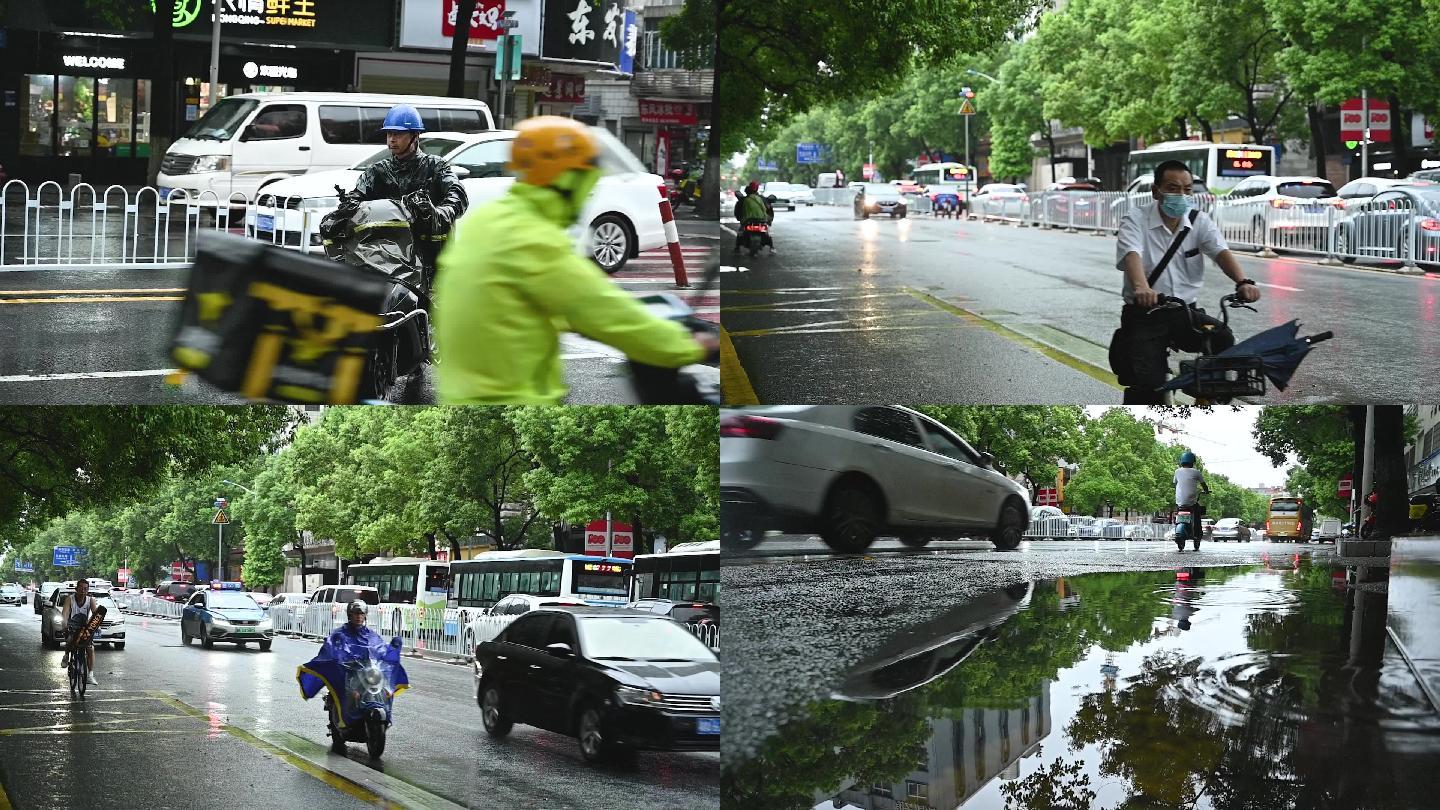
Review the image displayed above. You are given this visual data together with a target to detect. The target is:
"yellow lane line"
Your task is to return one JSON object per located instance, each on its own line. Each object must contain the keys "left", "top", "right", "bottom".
{"left": 0, "top": 296, "right": 184, "bottom": 304}
{"left": 719, "top": 323, "right": 760, "bottom": 405}
{"left": 906, "top": 289, "right": 1121, "bottom": 389}
{"left": 150, "top": 692, "right": 404, "bottom": 808}
{"left": 0, "top": 288, "right": 186, "bottom": 295}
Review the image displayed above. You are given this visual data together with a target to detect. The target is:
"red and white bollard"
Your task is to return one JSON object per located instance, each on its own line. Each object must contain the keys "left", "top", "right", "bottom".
{"left": 656, "top": 185, "right": 690, "bottom": 288}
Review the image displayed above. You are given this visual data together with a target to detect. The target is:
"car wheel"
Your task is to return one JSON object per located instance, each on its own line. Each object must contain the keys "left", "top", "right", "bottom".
{"left": 589, "top": 214, "right": 632, "bottom": 275}
{"left": 577, "top": 702, "right": 630, "bottom": 765}
{"left": 819, "top": 481, "right": 882, "bottom": 554}
{"left": 181, "top": 625, "right": 191, "bottom": 646}
{"left": 481, "top": 683, "right": 513, "bottom": 737}
{"left": 991, "top": 499, "right": 1026, "bottom": 551}
{"left": 898, "top": 533, "right": 933, "bottom": 548}
{"left": 259, "top": 640, "right": 272, "bottom": 652}
{"left": 722, "top": 525, "right": 764, "bottom": 551}
{"left": 202, "top": 633, "right": 214, "bottom": 650}
{"left": 114, "top": 643, "right": 125, "bottom": 651}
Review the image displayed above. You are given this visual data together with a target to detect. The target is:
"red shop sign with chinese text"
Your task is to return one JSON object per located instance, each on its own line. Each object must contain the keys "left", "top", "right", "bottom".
{"left": 639, "top": 99, "right": 698, "bottom": 126}
{"left": 442, "top": 0, "right": 506, "bottom": 42}
{"left": 539, "top": 73, "right": 586, "bottom": 103}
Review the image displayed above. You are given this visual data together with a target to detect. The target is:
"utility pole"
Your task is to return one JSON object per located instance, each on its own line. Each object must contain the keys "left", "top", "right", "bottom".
{"left": 1361, "top": 87, "right": 1370, "bottom": 178}
{"left": 960, "top": 86, "right": 977, "bottom": 203}
{"left": 208, "top": 2, "right": 222, "bottom": 108}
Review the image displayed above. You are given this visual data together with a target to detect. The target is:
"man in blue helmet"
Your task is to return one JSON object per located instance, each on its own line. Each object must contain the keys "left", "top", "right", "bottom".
{"left": 343, "top": 104, "right": 468, "bottom": 286}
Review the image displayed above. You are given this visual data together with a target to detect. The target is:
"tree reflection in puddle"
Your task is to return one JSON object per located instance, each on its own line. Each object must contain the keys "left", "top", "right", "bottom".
{"left": 724, "top": 562, "right": 1440, "bottom": 809}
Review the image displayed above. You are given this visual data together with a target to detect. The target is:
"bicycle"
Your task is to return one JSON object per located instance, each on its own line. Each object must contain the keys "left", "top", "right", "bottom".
{"left": 1150, "top": 292, "right": 1332, "bottom": 404}
{"left": 65, "top": 608, "right": 105, "bottom": 700}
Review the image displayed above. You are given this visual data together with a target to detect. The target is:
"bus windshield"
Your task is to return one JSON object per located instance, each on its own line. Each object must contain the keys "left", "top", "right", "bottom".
{"left": 1270, "top": 499, "right": 1301, "bottom": 514}
{"left": 571, "top": 560, "right": 629, "bottom": 597}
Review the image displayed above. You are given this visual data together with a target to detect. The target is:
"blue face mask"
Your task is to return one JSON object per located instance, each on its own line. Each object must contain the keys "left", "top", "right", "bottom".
{"left": 1160, "top": 193, "right": 1192, "bottom": 218}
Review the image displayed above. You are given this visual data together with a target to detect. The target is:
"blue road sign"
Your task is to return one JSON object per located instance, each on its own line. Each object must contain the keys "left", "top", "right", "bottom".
{"left": 796, "top": 143, "right": 822, "bottom": 164}
{"left": 758, "top": 158, "right": 779, "bottom": 171}
{"left": 14, "top": 561, "right": 34, "bottom": 572}
{"left": 53, "top": 546, "right": 86, "bottom": 567}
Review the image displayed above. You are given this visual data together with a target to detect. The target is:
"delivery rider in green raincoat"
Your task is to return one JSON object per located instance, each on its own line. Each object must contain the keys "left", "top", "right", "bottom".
{"left": 434, "top": 116, "right": 713, "bottom": 404}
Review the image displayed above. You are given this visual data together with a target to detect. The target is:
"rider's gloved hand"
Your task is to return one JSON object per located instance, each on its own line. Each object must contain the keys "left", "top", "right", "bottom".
{"left": 1133, "top": 286, "right": 1160, "bottom": 308}
{"left": 1235, "top": 280, "right": 1261, "bottom": 303}
{"left": 695, "top": 332, "right": 720, "bottom": 362}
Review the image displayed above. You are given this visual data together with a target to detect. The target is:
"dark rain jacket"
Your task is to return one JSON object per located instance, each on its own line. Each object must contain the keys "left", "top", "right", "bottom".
{"left": 352, "top": 151, "right": 469, "bottom": 268}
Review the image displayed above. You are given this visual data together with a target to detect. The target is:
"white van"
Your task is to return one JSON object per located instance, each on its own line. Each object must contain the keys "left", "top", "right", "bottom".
{"left": 157, "top": 92, "right": 495, "bottom": 204}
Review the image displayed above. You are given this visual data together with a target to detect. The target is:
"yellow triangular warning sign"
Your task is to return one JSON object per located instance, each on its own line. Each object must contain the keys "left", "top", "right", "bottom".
{"left": 959, "top": 99, "right": 976, "bottom": 115}
{"left": 212, "top": 510, "right": 230, "bottom": 525}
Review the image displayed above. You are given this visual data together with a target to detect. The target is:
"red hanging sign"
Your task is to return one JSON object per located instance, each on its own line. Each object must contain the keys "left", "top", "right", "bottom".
{"left": 638, "top": 99, "right": 698, "bottom": 126}
{"left": 441, "top": 0, "right": 506, "bottom": 42}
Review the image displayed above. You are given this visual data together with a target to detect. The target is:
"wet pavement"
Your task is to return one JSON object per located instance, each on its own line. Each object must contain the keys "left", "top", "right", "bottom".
{"left": 721, "top": 538, "right": 1440, "bottom": 809}
{"left": 0, "top": 242, "right": 718, "bottom": 405}
{"left": 721, "top": 206, "right": 1440, "bottom": 403}
{"left": 0, "top": 604, "right": 718, "bottom": 809}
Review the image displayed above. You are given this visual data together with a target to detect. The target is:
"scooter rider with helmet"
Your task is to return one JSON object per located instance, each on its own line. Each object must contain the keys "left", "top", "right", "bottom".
{"left": 434, "top": 116, "right": 716, "bottom": 405}
{"left": 734, "top": 181, "right": 775, "bottom": 253}
{"left": 1174, "top": 450, "right": 1210, "bottom": 550}
{"left": 340, "top": 104, "right": 469, "bottom": 289}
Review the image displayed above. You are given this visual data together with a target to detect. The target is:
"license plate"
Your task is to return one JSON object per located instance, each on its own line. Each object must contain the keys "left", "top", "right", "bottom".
{"left": 1178, "top": 514, "right": 1192, "bottom": 524}
{"left": 1304, "top": 204, "right": 1322, "bottom": 213}
{"left": 696, "top": 717, "right": 720, "bottom": 735}
{"left": 236, "top": 627, "right": 254, "bottom": 633}
{"left": 257, "top": 214, "right": 274, "bottom": 233}
{"left": 159, "top": 187, "right": 173, "bottom": 202}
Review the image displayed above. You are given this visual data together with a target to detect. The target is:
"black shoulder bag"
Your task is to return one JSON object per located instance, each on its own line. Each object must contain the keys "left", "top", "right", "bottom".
{"left": 1108, "top": 209, "right": 1199, "bottom": 384}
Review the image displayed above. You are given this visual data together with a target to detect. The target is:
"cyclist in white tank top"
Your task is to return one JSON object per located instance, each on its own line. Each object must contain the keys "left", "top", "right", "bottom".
{"left": 60, "top": 579, "right": 100, "bottom": 686}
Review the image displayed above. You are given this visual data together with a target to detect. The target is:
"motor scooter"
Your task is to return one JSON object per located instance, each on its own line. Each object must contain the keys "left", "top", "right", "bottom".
{"left": 1175, "top": 501, "right": 1203, "bottom": 552}
{"left": 298, "top": 635, "right": 409, "bottom": 760}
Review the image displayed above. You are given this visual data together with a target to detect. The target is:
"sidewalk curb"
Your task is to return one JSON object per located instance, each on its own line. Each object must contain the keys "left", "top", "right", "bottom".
{"left": 1387, "top": 625, "right": 1440, "bottom": 716}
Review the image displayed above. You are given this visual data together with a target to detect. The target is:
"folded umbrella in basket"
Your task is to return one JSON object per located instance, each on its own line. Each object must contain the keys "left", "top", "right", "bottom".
{"left": 1162, "top": 319, "right": 1322, "bottom": 394}
{"left": 169, "top": 231, "right": 396, "bottom": 403}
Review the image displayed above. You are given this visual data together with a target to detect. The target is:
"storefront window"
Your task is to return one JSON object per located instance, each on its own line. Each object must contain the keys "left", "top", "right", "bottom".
{"left": 135, "top": 80, "right": 153, "bottom": 159}
{"left": 57, "top": 75, "right": 95, "bottom": 158}
{"left": 96, "top": 78, "right": 132, "bottom": 157}
{"left": 20, "top": 74, "right": 56, "bottom": 157}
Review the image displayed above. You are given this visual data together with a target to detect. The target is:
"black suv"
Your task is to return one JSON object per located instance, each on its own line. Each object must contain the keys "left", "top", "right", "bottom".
{"left": 474, "top": 606, "right": 720, "bottom": 763}
{"left": 155, "top": 580, "right": 197, "bottom": 603}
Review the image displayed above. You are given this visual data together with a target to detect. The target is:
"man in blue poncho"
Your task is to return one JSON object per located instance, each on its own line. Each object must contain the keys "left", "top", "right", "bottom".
{"left": 297, "top": 600, "right": 408, "bottom": 728}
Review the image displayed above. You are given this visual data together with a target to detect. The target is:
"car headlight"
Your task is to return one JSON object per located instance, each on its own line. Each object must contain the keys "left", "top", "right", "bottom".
{"left": 615, "top": 685, "right": 665, "bottom": 707}
{"left": 258, "top": 619, "right": 273, "bottom": 631}
{"left": 299, "top": 197, "right": 340, "bottom": 213}
{"left": 212, "top": 618, "right": 233, "bottom": 630}
{"left": 192, "top": 155, "right": 230, "bottom": 173}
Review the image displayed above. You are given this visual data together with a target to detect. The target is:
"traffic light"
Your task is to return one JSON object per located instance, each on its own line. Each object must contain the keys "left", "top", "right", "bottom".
{"left": 962, "top": 86, "right": 976, "bottom": 100}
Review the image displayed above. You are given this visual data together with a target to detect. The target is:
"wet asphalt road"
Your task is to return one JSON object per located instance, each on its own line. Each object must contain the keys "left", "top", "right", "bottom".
{"left": 0, "top": 264, "right": 704, "bottom": 405}
{"left": 722, "top": 206, "right": 1440, "bottom": 403}
{"left": 0, "top": 606, "right": 718, "bottom": 809}
{"left": 719, "top": 535, "right": 1428, "bottom": 762}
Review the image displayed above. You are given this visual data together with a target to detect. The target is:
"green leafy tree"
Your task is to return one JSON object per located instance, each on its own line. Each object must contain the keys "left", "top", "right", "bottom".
{"left": 687, "top": 0, "right": 1043, "bottom": 151}
{"left": 510, "top": 406, "right": 718, "bottom": 549}
{"left": 1066, "top": 409, "right": 1173, "bottom": 516}
{"left": 1254, "top": 405, "right": 1353, "bottom": 517}
{"left": 0, "top": 406, "right": 298, "bottom": 546}
{"left": 917, "top": 406, "right": 1088, "bottom": 487}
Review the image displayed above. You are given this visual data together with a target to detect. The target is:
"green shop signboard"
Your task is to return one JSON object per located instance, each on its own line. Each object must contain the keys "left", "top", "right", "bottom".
{"left": 51, "top": 1, "right": 395, "bottom": 50}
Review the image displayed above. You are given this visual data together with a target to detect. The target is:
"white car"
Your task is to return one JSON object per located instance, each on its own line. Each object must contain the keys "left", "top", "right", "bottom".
{"left": 1212, "top": 517, "right": 1253, "bottom": 542}
{"left": 720, "top": 405, "right": 1032, "bottom": 553}
{"left": 972, "top": 183, "right": 1029, "bottom": 219}
{"left": 246, "top": 128, "right": 667, "bottom": 274}
{"left": 1026, "top": 505, "right": 1071, "bottom": 540}
{"left": 784, "top": 183, "right": 816, "bottom": 206}
{"left": 461, "top": 594, "right": 589, "bottom": 655}
{"left": 1213, "top": 175, "right": 1342, "bottom": 249}
{"left": 759, "top": 182, "right": 798, "bottom": 211}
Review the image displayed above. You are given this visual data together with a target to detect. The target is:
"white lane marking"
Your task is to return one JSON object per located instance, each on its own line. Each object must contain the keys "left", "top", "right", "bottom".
{"left": 1256, "top": 282, "right": 1304, "bottom": 292}
{"left": 0, "top": 369, "right": 176, "bottom": 383}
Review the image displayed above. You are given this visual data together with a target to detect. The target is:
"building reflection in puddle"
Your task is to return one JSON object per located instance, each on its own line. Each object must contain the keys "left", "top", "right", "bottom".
{"left": 725, "top": 562, "right": 1440, "bottom": 810}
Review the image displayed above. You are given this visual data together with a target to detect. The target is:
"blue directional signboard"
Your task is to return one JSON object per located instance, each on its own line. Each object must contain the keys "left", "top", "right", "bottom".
{"left": 53, "top": 546, "right": 86, "bottom": 567}
{"left": 796, "top": 143, "right": 822, "bottom": 164}
{"left": 14, "top": 561, "right": 34, "bottom": 573}
{"left": 758, "top": 158, "right": 779, "bottom": 171}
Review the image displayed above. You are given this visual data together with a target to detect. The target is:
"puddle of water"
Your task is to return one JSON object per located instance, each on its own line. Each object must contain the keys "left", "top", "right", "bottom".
{"left": 725, "top": 562, "right": 1440, "bottom": 809}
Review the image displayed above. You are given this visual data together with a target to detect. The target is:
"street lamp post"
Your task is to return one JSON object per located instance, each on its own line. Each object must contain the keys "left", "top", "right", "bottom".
{"left": 216, "top": 480, "right": 252, "bottom": 583}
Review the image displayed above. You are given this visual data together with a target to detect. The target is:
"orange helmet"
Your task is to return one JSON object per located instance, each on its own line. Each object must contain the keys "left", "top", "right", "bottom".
{"left": 507, "top": 116, "right": 599, "bottom": 188}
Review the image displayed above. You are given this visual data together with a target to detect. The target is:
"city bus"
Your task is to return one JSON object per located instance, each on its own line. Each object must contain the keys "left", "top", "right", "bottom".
{"left": 342, "top": 557, "right": 452, "bottom": 607}
{"left": 913, "top": 162, "right": 980, "bottom": 198}
{"left": 631, "top": 539, "right": 720, "bottom": 604}
{"left": 449, "top": 549, "right": 633, "bottom": 611}
{"left": 1126, "top": 141, "right": 1275, "bottom": 195}
{"left": 1266, "top": 496, "right": 1315, "bottom": 542}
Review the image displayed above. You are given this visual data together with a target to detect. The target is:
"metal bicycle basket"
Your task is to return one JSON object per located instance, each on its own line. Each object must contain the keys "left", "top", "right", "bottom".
{"left": 1180, "top": 354, "right": 1268, "bottom": 398}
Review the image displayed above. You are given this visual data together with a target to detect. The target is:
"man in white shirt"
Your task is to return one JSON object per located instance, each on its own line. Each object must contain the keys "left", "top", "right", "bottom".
{"left": 1174, "top": 450, "right": 1208, "bottom": 508}
{"left": 1114, "top": 160, "right": 1261, "bottom": 403}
